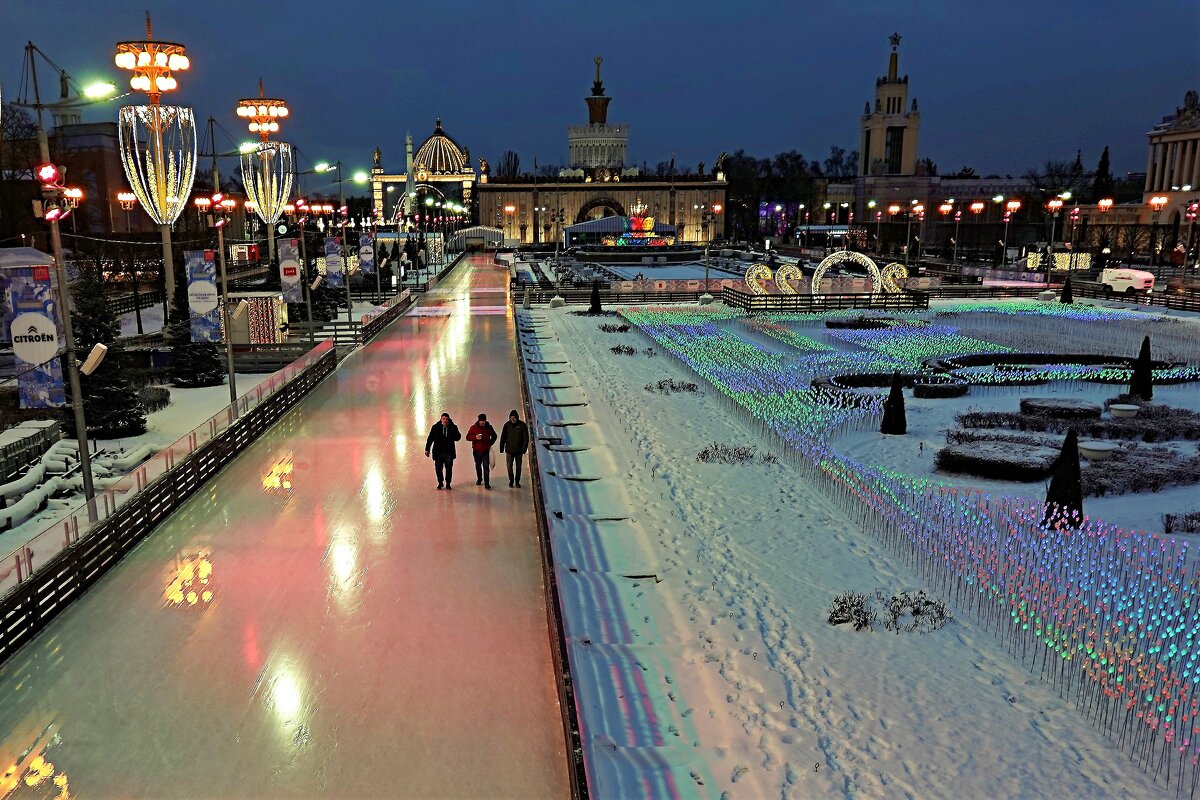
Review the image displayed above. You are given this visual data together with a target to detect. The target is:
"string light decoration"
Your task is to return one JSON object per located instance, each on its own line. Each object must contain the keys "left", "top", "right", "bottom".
{"left": 237, "top": 81, "right": 293, "bottom": 265}
{"left": 880, "top": 262, "right": 909, "bottom": 293}
{"left": 810, "top": 251, "right": 883, "bottom": 296}
{"left": 616, "top": 303, "right": 1200, "bottom": 790}
{"left": 744, "top": 263, "right": 773, "bottom": 295}
{"left": 773, "top": 262, "right": 802, "bottom": 294}
{"left": 114, "top": 13, "right": 197, "bottom": 301}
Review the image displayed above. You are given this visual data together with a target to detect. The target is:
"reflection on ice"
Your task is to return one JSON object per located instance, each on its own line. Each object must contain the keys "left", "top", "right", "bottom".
{"left": 164, "top": 549, "right": 214, "bottom": 608}
{"left": 364, "top": 465, "right": 387, "bottom": 524}
{"left": 1, "top": 723, "right": 71, "bottom": 800}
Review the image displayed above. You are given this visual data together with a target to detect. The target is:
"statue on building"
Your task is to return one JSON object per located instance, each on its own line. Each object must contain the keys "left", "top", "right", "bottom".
{"left": 479, "top": 156, "right": 490, "bottom": 176}
{"left": 697, "top": 161, "right": 705, "bottom": 176}
{"left": 463, "top": 147, "right": 471, "bottom": 173}
{"left": 373, "top": 147, "right": 382, "bottom": 167}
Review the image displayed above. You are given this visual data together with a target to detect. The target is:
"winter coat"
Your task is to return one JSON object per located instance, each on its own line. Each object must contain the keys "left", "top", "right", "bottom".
{"left": 426, "top": 421, "right": 461, "bottom": 460}
{"left": 466, "top": 422, "right": 497, "bottom": 454}
{"left": 499, "top": 419, "right": 529, "bottom": 455}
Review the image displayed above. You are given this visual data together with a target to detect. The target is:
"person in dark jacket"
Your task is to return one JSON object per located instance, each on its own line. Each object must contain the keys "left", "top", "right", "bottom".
{"left": 425, "top": 412, "right": 461, "bottom": 490}
{"left": 465, "top": 413, "right": 498, "bottom": 489}
{"left": 499, "top": 409, "right": 530, "bottom": 488}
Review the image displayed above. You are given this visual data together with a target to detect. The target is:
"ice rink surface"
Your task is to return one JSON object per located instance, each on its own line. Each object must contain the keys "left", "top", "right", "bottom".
{"left": 0, "top": 256, "right": 571, "bottom": 798}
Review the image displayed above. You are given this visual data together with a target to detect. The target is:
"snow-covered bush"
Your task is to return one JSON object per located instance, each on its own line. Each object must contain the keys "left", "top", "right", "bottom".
{"left": 878, "top": 590, "right": 952, "bottom": 634}
{"left": 598, "top": 323, "right": 631, "bottom": 333}
{"left": 645, "top": 379, "right": 701, "bottom": 395}
{"left": 138, "top": 386, "right": 171, "bottom": 413}
{"left": 697, "top": 443, "right": 776, "bottom": 465}
{"left": 829, "top": 591, "right": 876, "bottom": 631}
{"left": 1081, "top": 445, "right": 1200, "bottom": 497}
{"left": 913, "top": 381, "right": 969, "bottom": 399}
{"left": 1164, "top": 510, "right": 1200, "bottom": 535}
{"left": 935, "top": 442, "right": 1058, "bottom": 481}
{"left": 609, "top": 345, "right": 636, "bottom": 355}
{"left": 1019, "top": 397, "right": 1103, "bottom": 419}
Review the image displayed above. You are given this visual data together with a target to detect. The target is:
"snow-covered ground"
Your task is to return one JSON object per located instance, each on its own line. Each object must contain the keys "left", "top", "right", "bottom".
{"left": 520, "top": 303, "right": 1177, "bottom": 799}
{"left": 0, "top": 373, "right": 266, "bottom": 560}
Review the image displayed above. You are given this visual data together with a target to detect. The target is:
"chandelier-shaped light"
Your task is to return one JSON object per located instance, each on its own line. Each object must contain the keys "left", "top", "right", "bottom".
{"left": 236, "top": 80, "right": 289, "bottom": 141}
{"left": 241, "top": 142, "right": 294, "bottom": 227}
{"left": 118, "top": 104, "right": 198, "bottom": 225}
{"left": 114, "top": 13, "right": 189, "bottom": 103}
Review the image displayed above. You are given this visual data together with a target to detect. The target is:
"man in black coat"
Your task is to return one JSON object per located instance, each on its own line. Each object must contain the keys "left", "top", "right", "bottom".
{"left": 425, "top": 412, "right": 461, "bottom": 490}
{"left": 498, "top": 409, "right": 530, "bottom": 488}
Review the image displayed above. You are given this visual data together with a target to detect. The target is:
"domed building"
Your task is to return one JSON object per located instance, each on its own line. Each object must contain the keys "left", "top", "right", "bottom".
{"left": 370, "top": 119, "right": 477, "bottom": 228}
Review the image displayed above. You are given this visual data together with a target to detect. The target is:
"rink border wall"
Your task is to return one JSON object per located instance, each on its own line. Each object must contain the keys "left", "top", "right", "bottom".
{"left": 513, "top": 317, "right": 589, "bottom": 800}
{"left": 0, "top": 345, "right": 338, "bottom": 667}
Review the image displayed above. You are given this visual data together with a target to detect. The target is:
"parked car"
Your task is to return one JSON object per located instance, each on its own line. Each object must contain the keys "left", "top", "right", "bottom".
{"left": 1099, "top": 267, "right": 1154, "bottom": 296}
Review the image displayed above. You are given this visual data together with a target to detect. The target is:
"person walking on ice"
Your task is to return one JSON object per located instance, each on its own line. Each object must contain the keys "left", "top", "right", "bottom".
{"left": 466, "top": 413, "right": 498, "bottom": 489}
{"left": 425, "top": 412, "right": 461, "bottom": 490}
{"left": 499, "top": 409, "right": 530, "bottom": 488}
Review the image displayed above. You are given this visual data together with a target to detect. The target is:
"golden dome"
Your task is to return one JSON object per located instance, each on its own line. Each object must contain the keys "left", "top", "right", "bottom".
{"left": 413, "top": 118, "right": 468, "bottom": 175}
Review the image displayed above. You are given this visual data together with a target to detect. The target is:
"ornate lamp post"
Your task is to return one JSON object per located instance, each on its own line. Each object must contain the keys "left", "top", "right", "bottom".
{"left": 1149, "top": 194, "right": 1168, "bottom": 267}
{"left": 1046, "top": 197, "right": 1065, "bottom": 282}
{"left": 938, "top": 202, "right": 953, "bottom": 259}
{"left": 1096, "top": 197, "right": 1114, "bottom": 268}
{"left": 237, "top": 81, "right": 293, "bottom": 267}
{"left": 114, "top": 14, "right": 197, "bottom": 308}
{"left": 1002, "top": 199, "right": 1021, "bottom": 266}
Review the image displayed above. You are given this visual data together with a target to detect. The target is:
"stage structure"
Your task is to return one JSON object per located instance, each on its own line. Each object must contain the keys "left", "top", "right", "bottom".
{"left": 237, "top": 81, "right": 293, "bottom": 266}
{"left": 114, "top": 13, "right": 197, "bottom": 302}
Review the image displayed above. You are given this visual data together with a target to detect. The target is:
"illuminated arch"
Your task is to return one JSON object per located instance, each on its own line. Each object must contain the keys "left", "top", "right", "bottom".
{"left": 880, "top": 262, "right": 908, "bottom": 293}
{"left": 810, "top": 251, "right": 882, "bottom": 296}
{"left": 574, "top": 197, "right": 627, "bottom": 223}
{"left": 774, "top": 263, "right": 803, "bottom": 294}
{"left": 745, "top": 263, "right": 773, "bottom": 295}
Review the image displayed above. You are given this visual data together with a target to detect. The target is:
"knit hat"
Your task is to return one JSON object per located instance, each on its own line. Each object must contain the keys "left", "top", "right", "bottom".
{"left": 478, "top": 413, "right": 487, "bottom": 421}
{"left": 509, "top": 409, "right": 519, "bottom": 417}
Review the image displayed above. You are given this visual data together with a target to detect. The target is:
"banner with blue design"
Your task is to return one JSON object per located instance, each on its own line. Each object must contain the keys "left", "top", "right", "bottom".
{"left": 185, "top": 250, "right": 220, "bottom": 342}
{"left": 6, "top": 265, "right": 66, "bottom": 408}
{"left": 324, "top": 237, "right": 344, "bottom": 288}
{"left": 357, "top": 233, "right": 375, "bottom": 275}
{"left": 278, "top": 238, "right": 303, "bottom": 303}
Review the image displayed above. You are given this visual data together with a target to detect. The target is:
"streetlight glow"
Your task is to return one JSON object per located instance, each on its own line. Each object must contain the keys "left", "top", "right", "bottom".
{"left": 83, "top": 81, "right": 117, "bottom": 99}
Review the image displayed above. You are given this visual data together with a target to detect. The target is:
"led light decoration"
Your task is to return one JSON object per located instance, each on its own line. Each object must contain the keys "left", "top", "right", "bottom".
{"left": 810, "top": 251, "right": 883, "bottom": 296}
{"left": 237, "top": 80, "right": 293, "bottom": 265}
{"left": 880, "top": 262, "right": 908, "bottom": 293}
{"left": 613, "top": 303, "right": 1200, "bottom": 792}
{"left": 744, "top": 263, "right": 773, "bottom": 295}
{"left": 773, "top": 262, "right": 802, "bottom": 294}
{"left": 115, "top": 13, "right": 197, "bottom": 301}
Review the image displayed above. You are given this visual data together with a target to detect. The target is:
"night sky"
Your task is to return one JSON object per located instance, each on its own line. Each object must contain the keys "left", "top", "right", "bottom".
{"left": 2, "top": 0, "right": 1195, "bottom": 192}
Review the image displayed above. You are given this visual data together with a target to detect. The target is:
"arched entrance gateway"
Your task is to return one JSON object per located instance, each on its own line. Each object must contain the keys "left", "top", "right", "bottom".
{"left": 810, "top": 251, "right": 883, "bottom": 296}
{"left": 574, "top": 197, "right": 627, "bottom": 223}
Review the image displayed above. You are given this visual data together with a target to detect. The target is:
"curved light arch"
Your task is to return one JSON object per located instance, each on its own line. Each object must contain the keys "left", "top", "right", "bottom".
{"left": 745, "top": 263, "right": 773, "bottom": 295}
{"left": 880, "top": 262, "right": 909, "bottom": 293}
{"left": 774, "top": 263, "right": 803, "bottom": 294}
{"left": 810, "top": 251, "right": 882, "bottom": 296}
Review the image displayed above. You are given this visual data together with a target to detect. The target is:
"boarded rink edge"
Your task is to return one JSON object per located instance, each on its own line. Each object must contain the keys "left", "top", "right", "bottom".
{"left": 514, "top": 307, "right": 590, "bottom": 800}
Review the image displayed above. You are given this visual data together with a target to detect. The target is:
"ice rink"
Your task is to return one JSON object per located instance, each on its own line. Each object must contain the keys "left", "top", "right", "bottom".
{"left": 0, "top": 256, "right": 571, "bottom": 798}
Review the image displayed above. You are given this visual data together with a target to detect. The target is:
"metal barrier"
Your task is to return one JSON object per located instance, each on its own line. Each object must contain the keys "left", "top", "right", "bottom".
{"left": 362, "top": 290, "right": 415, "bottom": 344}
{"left": 518, "top": 289, "right": 709, "bottom": 305}
{"left": 0, "top": 339, "right": 337, "bottom": 665}
{"left": 722, "top": 287, "right": 930, "bottom": 312}
{"left": 921, "top": 285, "right": 1047, "bottom": 299}
{"left": 0, "top": 422, "right": 61, "bottom": 483}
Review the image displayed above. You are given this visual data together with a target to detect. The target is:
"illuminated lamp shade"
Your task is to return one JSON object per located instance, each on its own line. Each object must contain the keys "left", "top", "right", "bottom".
{"left": 114, "top": 51, "right": 136, "bottom": 69}
{"left": 117, "top": 105, "right": 198, "bottom": 225}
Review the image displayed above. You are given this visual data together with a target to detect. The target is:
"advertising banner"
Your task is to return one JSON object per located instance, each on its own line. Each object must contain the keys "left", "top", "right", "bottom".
{"left": 324, "top": 237, "right": 344, "bottom": 288}
{"left": 358, "top": 233, "right": 375, "bottom": 275}
{"left": 185, "top": 250, "right": 220, "bottom": 342}
{"left": 7, "top": 266, "right": 66, "bottom": 408}
{"left": 278, "top": 238, "right": 303, "bottom": 302}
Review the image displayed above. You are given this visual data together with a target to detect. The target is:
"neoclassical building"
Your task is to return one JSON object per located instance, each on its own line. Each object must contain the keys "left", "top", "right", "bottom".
{"left": 369, "top": 119, "right": 476, "bottom": 225}
{"left": 1143, "top": 89, "right": 1200, "bottom": 224}
{"left": 476, "top": 60, "right": 726, "bottom": 244}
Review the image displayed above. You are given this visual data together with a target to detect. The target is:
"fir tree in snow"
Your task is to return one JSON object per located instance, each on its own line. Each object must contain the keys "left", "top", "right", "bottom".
{"left": 165, "top": 263, "right": 226, "bottom": 388}
{"left": 1129, "top": 335, "right": 1153, "bottom": 401}
{"left": 1043, "top": 429, "right": 1083, "bottom": 529}
{"left": 1059, "top": 273, "right": 1074, "bottom": 304}
{"left": 880, "top": 372, "right": 907, "bottom": 435}
{"left": 66, "top": 266, "right": 146, "bottom": 437}
{"left": 589, "top": 280, "right": 602, "bottom": 314}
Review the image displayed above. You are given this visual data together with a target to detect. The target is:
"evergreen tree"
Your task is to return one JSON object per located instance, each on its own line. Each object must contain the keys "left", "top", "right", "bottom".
{"left": 1043, "top": 429, "right": 1083, "bottom": 529}
{"left": 589, "top": 280, "right": 602, "bottom": 314}
{"left": 1092, "top": 146, "right": 1115, "bottom": 202}
{"left": 880, "top": 372, "right": 907, "bottom": 435}
{"left": 67, "top": 266, "right": 146, "bottom": 438}
{"left": 165, "top": 262, "right": 226, "bottom": 388}
{"left": 1060, "top": 273, "right": 1074, "bottom": 304}
{"left": 1129, "top": 335, "right": 1153, "bottom": 400}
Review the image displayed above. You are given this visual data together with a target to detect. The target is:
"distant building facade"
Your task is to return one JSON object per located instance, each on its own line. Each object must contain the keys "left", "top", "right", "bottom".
{"left": 567, "top": 57, "right": 629, "bottom": 170}
{"left": 860, "top": 33, "right": 919, "bottom": 178}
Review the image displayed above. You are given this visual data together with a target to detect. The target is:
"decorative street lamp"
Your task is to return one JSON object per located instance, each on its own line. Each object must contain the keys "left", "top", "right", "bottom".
{"left": 1046, "top": 197, "right": 1065, "bottom": 282}
{"left": 237, "top": 81, "right": 293, "bottom": 267}
{"left": 114, "top": 13, "right": 197, "bottom": 306}
{"left": 1002, "top": 199, "right": 1021, "bottom": 266}
{"left": 905, "top": 202, "right": 924, "bottom": 267}
{"left": 1149, "top": 194, "right": 1169, "bottom": 267}
{"left": 1185, "top": 198, "right": 1199, "bottom": 269}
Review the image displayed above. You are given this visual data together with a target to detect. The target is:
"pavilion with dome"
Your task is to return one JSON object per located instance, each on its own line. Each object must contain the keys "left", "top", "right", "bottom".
{"left": 370, "top": 118, "right": 476, "bottom": 227}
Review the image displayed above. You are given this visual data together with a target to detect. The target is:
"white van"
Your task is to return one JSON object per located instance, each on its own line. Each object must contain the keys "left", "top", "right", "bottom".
{"left": 1099, "top": 268, "right": 1154, "bottom": 296}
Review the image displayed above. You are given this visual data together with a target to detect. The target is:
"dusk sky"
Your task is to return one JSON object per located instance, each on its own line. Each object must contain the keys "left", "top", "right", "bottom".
{"left": 3, "top": 0, "right": 1196, "bottom": 194}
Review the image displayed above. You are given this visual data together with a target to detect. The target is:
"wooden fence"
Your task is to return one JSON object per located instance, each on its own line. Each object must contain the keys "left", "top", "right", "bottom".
{"left": 722, "top": 287, "right": 930, "bottom": 312}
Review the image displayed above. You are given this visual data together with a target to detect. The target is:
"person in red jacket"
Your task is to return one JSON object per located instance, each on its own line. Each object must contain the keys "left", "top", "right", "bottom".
{"left": 465, "top": 413, "right": 498, "bottom": 489}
